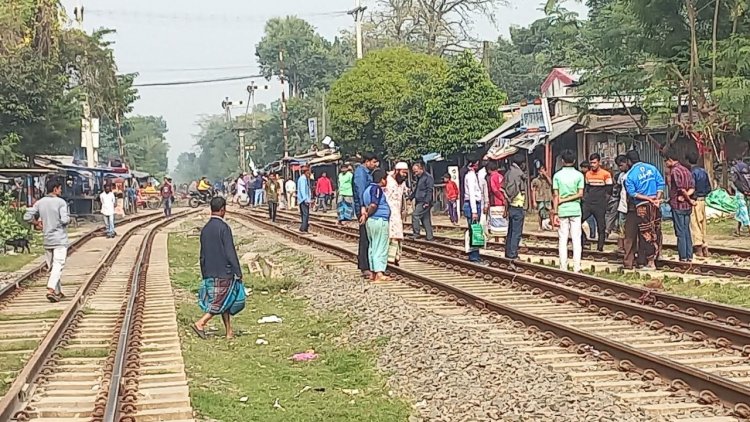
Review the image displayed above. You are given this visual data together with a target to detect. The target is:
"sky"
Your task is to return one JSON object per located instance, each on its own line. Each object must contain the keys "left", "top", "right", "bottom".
{"left": 61, "top": 0, "right": 588, "bottom": 170}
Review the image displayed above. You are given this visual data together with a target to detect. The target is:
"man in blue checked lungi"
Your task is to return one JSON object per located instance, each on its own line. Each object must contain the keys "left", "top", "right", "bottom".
{"left": 192, "top": 197, "right": 246, "bottom": 340}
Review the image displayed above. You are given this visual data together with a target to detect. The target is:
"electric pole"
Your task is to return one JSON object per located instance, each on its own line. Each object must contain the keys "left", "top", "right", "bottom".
{"left": 321, "top": 91, "right": 327, "bottom": 138}
{"left": 348, "top": 0, "right": 367, "bottom": 59}
{"left": 74, "top": 1, "right": 98, "bottom": 167}
{"left": 223, "top": 97, "right": 248, "bottom": 173}
{"left": 279, "top": 51, "right": 289, "bottom": 158}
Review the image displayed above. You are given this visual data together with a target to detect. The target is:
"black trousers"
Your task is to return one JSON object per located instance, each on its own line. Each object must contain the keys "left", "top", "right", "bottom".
{"left": 357, "top": 218, "right": 370, "bottom": 272}
{"left": 268, "top": 201, "right": 278, "bottom": 222}
{"left": 581, "top": 201, "right": 607, "bottom": 251}
{"left": 299, "top": 202, "right": 310, "bottom": 232}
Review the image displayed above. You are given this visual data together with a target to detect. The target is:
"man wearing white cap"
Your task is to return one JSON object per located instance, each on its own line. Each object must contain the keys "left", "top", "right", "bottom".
{"left": 385, "top": 162, "right": 409, "bottom": 265}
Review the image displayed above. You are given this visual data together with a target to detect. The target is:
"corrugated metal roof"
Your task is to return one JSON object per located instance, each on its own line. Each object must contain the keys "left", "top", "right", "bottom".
{"left": 476, "top": 114, "right": 521, "bottom": 145}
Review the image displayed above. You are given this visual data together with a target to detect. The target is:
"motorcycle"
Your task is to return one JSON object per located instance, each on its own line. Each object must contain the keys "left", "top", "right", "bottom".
{"left": 188, "top": 190, "right": 214, "bottom": 208}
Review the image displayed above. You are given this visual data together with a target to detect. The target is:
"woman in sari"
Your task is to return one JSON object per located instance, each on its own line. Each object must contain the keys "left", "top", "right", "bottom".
{"left": 385, "top": 162, "right": 409, "bottom": 265}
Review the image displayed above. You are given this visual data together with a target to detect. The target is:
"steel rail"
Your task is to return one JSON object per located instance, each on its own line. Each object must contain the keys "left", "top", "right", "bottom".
{"left": 100, "top": 212, "right": 190, "bottom": 422}
{"left": 0, "top": 211, "right": 161, "bottom": 301}
{"left": 0, "top": 210, "right": 192, "bottom": 422}
{"left": 231, "top": 211, "right": 750, "bottom": 414}
{"left": 291, "top": 213, "right": 750, "bottom": 331}
{"left": 299, "top": 217, "right": 750, "bottom": 348}
{"left": 275, "top": 209, "right": 750, "bottom": 260}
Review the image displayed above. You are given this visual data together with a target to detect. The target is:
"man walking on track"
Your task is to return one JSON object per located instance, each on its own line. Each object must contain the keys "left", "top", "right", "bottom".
{"left": 687, "top": 151, "right": 710, "bottom": 257}
{"left": 193, "top": 197, "right": 245, "bottom": 340}
{"left": 265, "top": 173, "right": 280, "bottom": 223}
{"left": 665, "top": 151, "right": 695, "bottom": 262}
{"left": 354, "top": 153, "right": 379, "bottom": 279}
{"left": 24, "top": 180, "right": 70, "bottom": 303}
{"left": 624, "top": 150, "right": 665, "bottom": 270}
{"left": 552, "top": 150, "right": 585, "bottom": 273}
{"left": 581, "top": 153, "right": 613, "bottom": 251}
{"left": 160, "top": 176, "right": 174, "bottom": 217}
{"left": 504, "top": 154, "right": 528, "bottom": 260}
{"left": 100, "top": 184, "right": 117, "bottom": 238}
{"left": 297, "top": 166, "right": 312, "bottom": 233}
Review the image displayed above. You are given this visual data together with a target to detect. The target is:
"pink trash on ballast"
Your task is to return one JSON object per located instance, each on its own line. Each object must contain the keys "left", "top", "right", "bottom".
{"left": 291, "top": 352, "right": 318, "bottom": 362}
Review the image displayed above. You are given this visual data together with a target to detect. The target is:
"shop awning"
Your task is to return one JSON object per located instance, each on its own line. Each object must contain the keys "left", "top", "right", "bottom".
{"left": 476, "top": 114, "right": 522, "bottom": 145}
{"left": 484, "top": 116, "right": 578, "bottom": 160}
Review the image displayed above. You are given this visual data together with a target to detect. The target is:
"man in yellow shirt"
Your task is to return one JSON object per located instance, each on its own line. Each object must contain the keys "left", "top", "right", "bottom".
{"left": 198, "top": 177, "right": 212, "bottom": 202}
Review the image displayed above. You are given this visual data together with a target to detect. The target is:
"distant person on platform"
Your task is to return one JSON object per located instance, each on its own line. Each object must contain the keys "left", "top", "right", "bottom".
{"left": 580, "top": 153, "right": 613, "bottom": 251}
{"left": 100, "top": 183, "right": 117, "bottom": 238}
{"left": 409, "top": 162, "right": 434, "bottom": 241}
{"left": 531, "top": 166, "right": 553, "bottom": 231}
{"left": 265, "top": 173, "right": 280, "bottom": 223}
{"left": 24, "top": 180, "right": 70, "bottom": 303}
{"left": 665, "top": 150, "right": 695, "bottom": 262}
{"left": 337, "top": 164, "right": 355, "bottom": 225}
{"left": 253, "top": 172, "right": 265, "bottom": 207}
{"left": 687, "top": 151, "right": 711, "bottom": 256}
{"left": 315, "top": 171, "right": 334, "bottom": 212}
{"left": 160, "top": 176, "right": 174, "bottom": 217}
{"left": 297, "top": 166, "right": 313, "bottom": 233}
{"left": 443, "top": 173, "right": 459, "bottom": 225}
{"left": 353, "top": 153, "right": 380, "bottom": 279}
{"left": 504, "top": 154, "right": 528, "bottom": 260}
{"left": 552, "top": 150, "right": 585, "bottom": 273}
{"left": 285, "top": 176, "right": 297, "bottom": 210}
{"left": 193, "top": 197, "right": 245, "bottom": 340}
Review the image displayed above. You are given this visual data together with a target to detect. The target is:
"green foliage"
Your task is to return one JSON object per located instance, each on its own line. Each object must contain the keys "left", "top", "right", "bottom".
{"left": 424, "top": 51, "right": 506, "bottom": 157}
{"left": 0, "top": 195, "right": 31, "bottom": 243}
{"left": 121, "top": 116, "right": 169, "bottom": 178}
{"left": 328, "top": 47, "right": 446, "bottom": 159}
{"left": 255, "top": 17, "right": 352, "bottom": 97}
{"left": 329, "top": 47, "right": 505, "bottom": 161}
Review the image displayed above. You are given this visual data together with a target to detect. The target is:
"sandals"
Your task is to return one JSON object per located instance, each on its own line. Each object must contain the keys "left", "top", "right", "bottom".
{"left": 46, "top": 293, "right": 60, "bottom": 303}
{"left": 191, "top": 324, "right": 207, "bottom": 340}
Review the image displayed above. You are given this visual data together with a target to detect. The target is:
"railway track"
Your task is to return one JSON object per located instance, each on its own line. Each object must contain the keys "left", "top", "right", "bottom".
{"left": 232, "top": 209, "right": 750, "bottom": 420}
{"left": 272, "top": 209, "right": 750, "bottom": 279}
{"left": 0, "top": 210, "right": 195, "bottom": 421}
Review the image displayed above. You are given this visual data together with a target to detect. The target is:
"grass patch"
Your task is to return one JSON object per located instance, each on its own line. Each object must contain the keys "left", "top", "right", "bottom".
{"left": 0, "top": 340, "right": 38, "bottom": 352}
{"left": 0, "top": 252, "right": 40, "bottom": 273}
{"left": 58, "top": 348, "right": 109, "bottom": 358}
{"left": 0, "top": 309, "right": 63, "bottom": 321}
{"left": 594, "top": 269, "right": 750, "bottom": 308}
{"left": 168, "top": 233, "right": 411, "bottom": 422}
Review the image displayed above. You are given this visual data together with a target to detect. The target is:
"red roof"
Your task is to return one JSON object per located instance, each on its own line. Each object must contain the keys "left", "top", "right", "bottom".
{"left": 540, "top": 68, "right": 578, "bottom": 95}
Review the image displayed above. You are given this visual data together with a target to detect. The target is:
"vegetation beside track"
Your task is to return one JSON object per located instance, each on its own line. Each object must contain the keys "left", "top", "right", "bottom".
{"left": 168, "top": 230, "right": 411, "bottom": 422}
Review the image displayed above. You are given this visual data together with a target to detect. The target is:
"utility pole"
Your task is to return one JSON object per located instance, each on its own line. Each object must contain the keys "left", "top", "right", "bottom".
{"left": 74, "top": 1, "right": 98, "bottom": 167}
{"left": 247, "top": 82, "right": 258, "bottom": 129}
{"left": 321, "top": 91, "right": 327, "bottom": 138}
{"left": 482, "top": 41, "right": 491, "bottom": 73}
{"left": 348, "top": 0, "right": 367, "bottom": 59}
{"left": 279, "top": 51, "right": 289, "bottom": 158}
{"left": 223, "top": 97, "right": 248, "bottom": 173}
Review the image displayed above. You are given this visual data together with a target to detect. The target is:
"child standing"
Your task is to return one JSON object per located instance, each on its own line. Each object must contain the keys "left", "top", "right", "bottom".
{"left": 735, "top": 190, "right": 750, "bottom": 236}
{"left": 443, "top": 174, "right": 459, "bottom": 225}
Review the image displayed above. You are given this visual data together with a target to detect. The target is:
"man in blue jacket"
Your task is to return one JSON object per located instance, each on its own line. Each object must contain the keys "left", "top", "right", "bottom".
{"left": 353, "top": 153, "right": 379, "bottom": 278}
{"left": 624, "top": 150, "right": 665, "bottom": 270}
{"left": 297, "top": 166, "right": 312, "bottom": 233}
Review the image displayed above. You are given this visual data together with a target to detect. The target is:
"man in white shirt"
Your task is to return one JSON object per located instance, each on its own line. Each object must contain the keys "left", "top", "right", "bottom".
{"left": 285, "top": 177, "right": 297, "bottom": 210}
{"left": 234, "top": 173, "right": 247, "bottom": 205}
{"left": 463, "top": 156, "right": 483, "bottom": 263}
{"left": 99, "top": 183, "right": 117, "bottom": 238}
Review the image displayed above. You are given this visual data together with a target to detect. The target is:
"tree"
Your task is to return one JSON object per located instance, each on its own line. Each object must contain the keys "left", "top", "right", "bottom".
{"left": 255, "top": 17, "right": 351, "bottom": 97}
{"left": 328, "top": 47, "right": 446, "bottom": 158}
{"left": 424, "top": 51, "right": 506, "bottom": 156}
{"left": 366, "top": 0, "right": 508, "bottom": 55}
{"left": 121, "top": 116, "right": 170, "bottom": 178}
{"left": 172, "top": 152, "right": 200, "bottom": 185}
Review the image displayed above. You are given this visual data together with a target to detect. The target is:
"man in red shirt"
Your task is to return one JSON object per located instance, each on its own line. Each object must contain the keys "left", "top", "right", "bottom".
{"left": 314, "top": 172, "right": 334, "bottom": 212}
{"left": 665, "top": 151, "right": 695, "bottom": 262}
{"left": 443, "top": 174, "right": 459, "bottom": 224}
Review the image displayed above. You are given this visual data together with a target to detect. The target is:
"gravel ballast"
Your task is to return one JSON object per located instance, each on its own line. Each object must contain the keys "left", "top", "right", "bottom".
{"left": 237, "top": 225, "right": 654, "bottom": 422}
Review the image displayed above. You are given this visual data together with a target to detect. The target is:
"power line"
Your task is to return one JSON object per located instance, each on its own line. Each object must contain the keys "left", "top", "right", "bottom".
{"left": 133, "top": 74, "right": 265, "bottom": 87}
{"left": 127, "top": 64, "right": 257, "bottom": 73}
{"left": 85, "top": 8, "right": 349, "bottom": 24}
